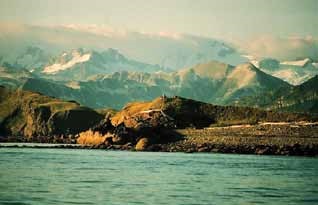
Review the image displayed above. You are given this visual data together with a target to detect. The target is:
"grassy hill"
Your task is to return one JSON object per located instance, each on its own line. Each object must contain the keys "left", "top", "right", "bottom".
{"left": 0, "top": 86, "right": 103, "bottom": 139}
{"left": 111, "top": 96, "right": 313, "bottom": 129}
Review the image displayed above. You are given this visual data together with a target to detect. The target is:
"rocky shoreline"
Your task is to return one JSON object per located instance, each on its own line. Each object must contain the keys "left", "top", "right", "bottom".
{"left": 1, "top": 141, "right": 317, "bottom": 157}
{"left": 2, "top": 94, "right": 318, "bottom": 156}
{"left": 2, "top": 122, "right": 318, "bottom": 157}
{"left": 161, "top": 123, "right": 318, "bottom": 156}
{"left": 94, "top": 122, "right": 318, "bottom": 156}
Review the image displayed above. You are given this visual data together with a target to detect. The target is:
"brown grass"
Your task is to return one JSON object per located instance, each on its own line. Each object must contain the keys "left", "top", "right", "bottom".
{"left": 111, "top": 97, "right": 164, "bottom": 126}
{"left": 77, "top": 130, "right": 111, "bottom": 145}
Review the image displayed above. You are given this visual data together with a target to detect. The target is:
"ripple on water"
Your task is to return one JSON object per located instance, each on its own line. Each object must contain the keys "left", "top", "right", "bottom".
{"left": 0, "top": 148, "right": 317, "bottom": 205}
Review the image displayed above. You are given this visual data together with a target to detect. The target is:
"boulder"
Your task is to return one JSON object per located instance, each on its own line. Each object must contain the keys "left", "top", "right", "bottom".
{"left": 135, "top": 138, "right": 150, "bottom": 151}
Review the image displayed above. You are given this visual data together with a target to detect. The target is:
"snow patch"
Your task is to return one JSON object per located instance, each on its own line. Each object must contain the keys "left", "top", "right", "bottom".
{"left": 280, "top": 58, "right": 311, "bottom": 67}
{"left": 272, "top": 70, "right": 295, "bottom": 80}
{"left": 242, "top": 55, "right": 255, "bottom": 61}
{"left": 66, "top": 81, "right": 81, "bottom": 89}
{"left": 271, "top": 69, "right": 312, "bottom": 85}
{"left": 242, "top": 55, "right": 259, "bottom": 68}
{"left": 43, "top": 53, "right": 91, "bottom": 74}
{"left": 250, "top": 60, "right": 259, "bottom": 68}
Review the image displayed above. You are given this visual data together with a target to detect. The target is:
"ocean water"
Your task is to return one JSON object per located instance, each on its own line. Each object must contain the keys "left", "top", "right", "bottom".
{"left": 0, "top": 148, "right": 317, "bottom": 205}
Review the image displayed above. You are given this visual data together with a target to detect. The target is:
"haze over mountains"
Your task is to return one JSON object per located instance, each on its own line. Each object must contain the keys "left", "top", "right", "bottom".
{"left": 20, "top": 47, "right": 163, "bottom": 81}
{"left": 0, "top": 23, "right": 246, "bottom": 69}
{"left": 0, "top": 23, "right": 318, "bottom": 113}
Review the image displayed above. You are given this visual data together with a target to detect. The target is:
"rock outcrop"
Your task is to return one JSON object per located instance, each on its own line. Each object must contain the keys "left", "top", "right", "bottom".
{"left": 77, "top": 96, "right": 316, "bottom": 154}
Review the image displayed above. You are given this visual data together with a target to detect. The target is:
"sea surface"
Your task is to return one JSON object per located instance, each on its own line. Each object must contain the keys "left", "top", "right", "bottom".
{"left": 0, "top": 147, "right": 317, "bottom": 205}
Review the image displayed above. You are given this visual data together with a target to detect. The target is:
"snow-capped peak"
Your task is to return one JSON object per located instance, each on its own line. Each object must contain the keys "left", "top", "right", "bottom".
{"left": 280, "top": 58, "right": 312, "bottom": 67}
{"left": 242, "top": 54, "right": 259, "bottom": 68}
{"left": 43, "top": 52, "right": 91, "bottom": 74}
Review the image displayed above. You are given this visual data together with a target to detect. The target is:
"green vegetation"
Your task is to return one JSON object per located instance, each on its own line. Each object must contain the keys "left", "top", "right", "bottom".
{"left": 0, "top": 86, "right": 103, "bottom": 138}
{"left": 239, "top": 75, "right": 318, "bottom": 113}
{"left": 112, "top": 95, "right": 315, "bottom": 129}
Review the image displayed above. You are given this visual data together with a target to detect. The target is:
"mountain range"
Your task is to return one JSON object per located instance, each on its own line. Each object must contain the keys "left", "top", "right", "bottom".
{"left": 10, "top": 47, "right": 164, "bottom": 81}
{"left": 0, "top": 23, "right": 318, "bottom": 114}
{"left": 3, "top": 57, "right": 308, "bottom": 111}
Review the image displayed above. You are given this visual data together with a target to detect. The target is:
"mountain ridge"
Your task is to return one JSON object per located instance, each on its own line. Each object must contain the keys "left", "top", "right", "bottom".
{"left": 14, "top": 47, "right": 165, "bottom": 81}
{"left": 14, "top": 61, "right": 291, "bottom": 110}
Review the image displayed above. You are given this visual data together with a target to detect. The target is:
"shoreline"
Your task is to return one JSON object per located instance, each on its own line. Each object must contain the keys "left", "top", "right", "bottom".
{"left": 1, "top": 122, "right": 318, "bottom": 157}
{"left": 1, "top": 141, "right": 317, "bottom": 157}
{"left": 0, "top": 143, "right": 85, "bottom": 149}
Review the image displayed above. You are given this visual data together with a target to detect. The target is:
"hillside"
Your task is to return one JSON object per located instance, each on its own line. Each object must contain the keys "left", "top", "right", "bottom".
{"left": 78, "top": 96, "right": 317, "bottom": 155}
{"left": 214, "top": 63, "right": 290, "bottom": 104}
{"left": 0, "top": 64, "right": 33, "bottom": 88}
{"left": 239, "top": 75, "right": 318, "bottom": 113}
{"left": 0, "top": 86, "right": 103, "bottom": 139}
{"left": 111, "top": 96, "right": 312, "bottom": 129}
{"left": 272, "top": 75, "right": 318, "bottom": 112}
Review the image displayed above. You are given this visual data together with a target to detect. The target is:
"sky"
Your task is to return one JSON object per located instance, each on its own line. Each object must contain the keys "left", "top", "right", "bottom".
{"left": 0, "top": 0, "right": 317, "bottom": 39}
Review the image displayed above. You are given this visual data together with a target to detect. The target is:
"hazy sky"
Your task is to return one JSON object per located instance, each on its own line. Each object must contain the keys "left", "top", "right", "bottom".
{"left": 0, "top": 0, "right": 317, "bottom": 39}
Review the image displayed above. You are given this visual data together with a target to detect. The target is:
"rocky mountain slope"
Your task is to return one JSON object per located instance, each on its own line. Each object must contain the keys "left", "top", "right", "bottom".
{"left": 238, "top": 75, "right": 318, "bottom": 113}
{"left": 271, "top": 75, "right": 318, "bottom": 113}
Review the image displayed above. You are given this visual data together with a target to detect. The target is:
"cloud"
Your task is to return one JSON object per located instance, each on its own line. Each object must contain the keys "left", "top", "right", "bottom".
{"left": 0, "top": 22, "right": 28, "bottom": 33}
{"left": 240, "top": 35, "right": 318, "bottom": 61}
{"left": 61, "top": 24, "right": 183, "bottom": 40}
{"left": 61, "top": 24, "right": 128, "bottom": 38}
